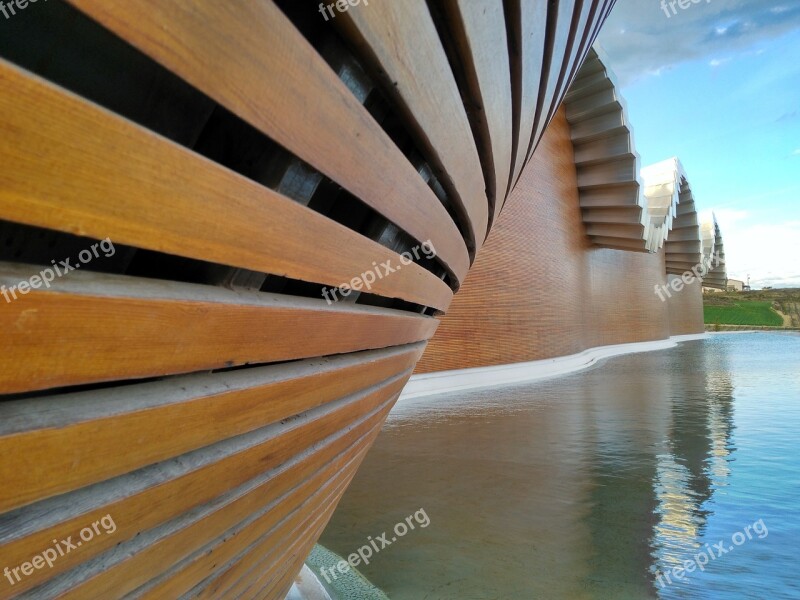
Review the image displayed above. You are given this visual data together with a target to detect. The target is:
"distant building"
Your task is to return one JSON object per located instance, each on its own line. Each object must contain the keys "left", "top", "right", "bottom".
{"left": 727, "top": 279, "right": 745, "bottom": 292}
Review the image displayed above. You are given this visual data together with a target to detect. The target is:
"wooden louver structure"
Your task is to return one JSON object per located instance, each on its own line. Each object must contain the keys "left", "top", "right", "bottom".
{"left": 0, "top": 1, "right": 616, "bottom": 598}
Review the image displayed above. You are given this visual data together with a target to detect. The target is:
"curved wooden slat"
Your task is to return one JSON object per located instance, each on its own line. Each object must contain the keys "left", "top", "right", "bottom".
{"left": 0, "top": 345, "right": 422, "bottom": 515}
{"left": 0, "top": 265, "right": 437, "bottom": 395}
{"left": 0, "top": 378, "right": 402, "bottom": 597}
{"left": 57, "top": 456, "right": 361, "bottom": 600}
{"left": 544, "top": 0, "right": 599, "bottom": 129}
{"left": 0, "top": 60, "right": 452, "bottom": 312}
{"left": 336, "top": 0, "right": 490, "bottom": 248}
{"left": 443, "top": 0, "right": 514, "bottom": 225}
{"left": 62, "top": 0, "right": 470, "bottom": 284}
{"left": 508, "top": 0, "right": 548, "bottom": 191}
{"left": 530, "top": 0, "right": 579, "bottom": 165}
{"left": 144, "top": 457, "right": 357, "bottom": 600}
{"left": 247, "top": 478, "right": 350, "bottom": 600}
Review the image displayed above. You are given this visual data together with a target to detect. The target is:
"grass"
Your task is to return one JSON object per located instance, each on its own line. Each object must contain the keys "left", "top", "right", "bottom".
{"left": 704, "top": 288, "right": 800, "bottom": 328}
{"left": 703, "top": 300, "right": 784, "bottom": 326}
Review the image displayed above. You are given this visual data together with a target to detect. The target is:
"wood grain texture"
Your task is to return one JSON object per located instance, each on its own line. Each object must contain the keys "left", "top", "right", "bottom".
{"left": 544, "top": 0, "right": 597, "bottom": 129}
{"left": 0, "top": 265, "right": 436, "bottom": 396}
{"left": 248, "top": 480, "right": 347, "bottom": 600}
{"left": 0, "top": 4, "right": 626, "bottom": 599}
{"left": 55, "top": 431, "right": 372, "bottom": 600}
{"left": 508, "top": 0, "right": 548, "bottom": 190}
{"left": 336, "top": 0, "right": 489, "bottom": 248}
{"left": 442, "top": 0, "right": 513, "bottom": 226}
{"left": 0, "top": 345, "right": 422, "bottom": 515}
{"left": 189, "top": 481, "right": 347, "bottom": 600}
{"left": 0, "top": 59, "right": 452, "bottom": 312}
{"left": 529, "top": 0, "right": 580, "bottom": 164}
{"left": 0, "top": 378, "right": 402, "bottom": 597}
{"left": 62, "top": 0, "right": 470, "bottom": 284}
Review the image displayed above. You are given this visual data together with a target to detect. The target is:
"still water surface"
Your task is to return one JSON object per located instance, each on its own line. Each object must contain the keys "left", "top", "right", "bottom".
{"left": 320, "top": 333, "right": 800, "bottom": 599}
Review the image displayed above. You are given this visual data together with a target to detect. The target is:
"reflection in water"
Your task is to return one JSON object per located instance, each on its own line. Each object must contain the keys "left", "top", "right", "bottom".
{"left": 319, "top": 334, "right": 800, "bottom": 599}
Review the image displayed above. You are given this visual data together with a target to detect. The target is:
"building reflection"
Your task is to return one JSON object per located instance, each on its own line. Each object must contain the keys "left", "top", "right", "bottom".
{"left": 579, "top": 341, "right": 736, "bottom": 598}
{"left": 320, "top": 340, "right": 736, "bottom": 599}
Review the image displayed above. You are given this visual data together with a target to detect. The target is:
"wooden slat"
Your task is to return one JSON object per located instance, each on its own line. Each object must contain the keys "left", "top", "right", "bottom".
{"left": 336, "top": 0, "right": 490, "bottom": 248}
{"left": 1, "top": 377, "right": 402, "bottom": 597}
{"left": 60, "top": 450, "right": 363, "bottom": 600}
{"left": 508, "top": 0, "right": 548, "bottom": 191}
{"left": 0, "top": 265, "right": 437, "bottom": 395}
{"left": 562, "top": 2, "right": 612, "bottom": 100}
{"left": 0, "top": 344, "right": 422, "bottom": 514}
{"left": 51, "top": 393, "right": 395, "bottom": 600}
{"left": 443, "top": 0, "right": 514, "bottom": 226}
{"left": 249, "top": 515, "right": 332, "bottom": 600}
{"left": 250, "top": 475, "right": 353, "bottom": 600}
{"left": 545, "top": 0, "right": 599, "bottom": 131}
{"left": 212, "top": 441, "right": 369, "bottom": 600}
{"left": 529, "top": 0, "right": 580, "bottom": 165}
{"left": 62, "top": 0, "right": 470, "bottom": 284}
{"left": 145, "top": 438, "right": 368, "bottom": 600}
{"left": 0, "top": 59, "right": 452, "bottom": 312}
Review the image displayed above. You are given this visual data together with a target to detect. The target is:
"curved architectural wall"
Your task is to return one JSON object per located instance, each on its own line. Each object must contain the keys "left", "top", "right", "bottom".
{"left": 416, "top": 109, "right": 704, "bottom": 374}
{"left": 0, "top": 2, "right": 617, "bottom": 599}
{"left": 417, "top": 44, "right": 720, "bottom": 374}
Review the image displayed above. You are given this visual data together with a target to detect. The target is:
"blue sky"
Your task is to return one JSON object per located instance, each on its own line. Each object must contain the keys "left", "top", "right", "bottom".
{"left": 598, "top": 0, "right": 800, "bottom": 288}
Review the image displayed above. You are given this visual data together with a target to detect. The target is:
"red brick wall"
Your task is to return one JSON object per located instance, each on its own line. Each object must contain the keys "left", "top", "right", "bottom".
{"left": 416, "top": 107, "right": 703, "bottom": 373}
{"left": 665, "top": 275, "right": 705, "bottom": 335}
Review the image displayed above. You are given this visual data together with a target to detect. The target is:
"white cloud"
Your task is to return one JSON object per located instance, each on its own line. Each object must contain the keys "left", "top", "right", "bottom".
{"left": 714, "top": 213, "right": 800, "bottom": 288}
{"left": 598, "top": 0, "right": 800, "bottom": 84}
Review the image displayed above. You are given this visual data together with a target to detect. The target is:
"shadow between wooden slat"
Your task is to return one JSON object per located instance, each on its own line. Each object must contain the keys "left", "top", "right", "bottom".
{"left": 138, "top": 442, "right": 359, "bottom": 599}
{"left": 140, "top": 433, "right": 371, "bottom": 600}
{"left": 528, "top": 0, "right": 579, "bottom": 167}
{"left": 558, "top": 2, "right": 611, "bottom": 111}
{"left": 61, "top": 0, "right": 470, "bottom": 285}
{"left": 52, "top": 407, "right": 387, "bottom": 600}
{"left": 0, "top": 343, "right": 422, "bottom": 517}
{"left": 64, "top": 434, "right": 369, "bottom": 600}
{"left": 442, "top": 0, "right": 513, "bottom": 229}
{"left": 208, "top": 437, "right": 371, "bottom": 600}
{"left": 507, "top": 0, "right": 548, "bottom": 194}
{"left": 1, "top": 376, "right": 402, "bottom": 598}
{"left": 250, "top": 472, "right": 353, "bottom": 600}
{"left": 336, "top": 0, "right": 490, "bottom": 248}
{"left": 0, "top": 264, "right": 437, "bottom": 396}
{"left": 0, "top": 59, "right": 452, "bottom": 311}
{"left": 543, "top": 0, "right": 597, "bottom": 130}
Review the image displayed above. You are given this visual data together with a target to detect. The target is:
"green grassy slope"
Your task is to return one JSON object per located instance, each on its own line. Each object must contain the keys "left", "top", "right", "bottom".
{"left": 704, "top": 300, "right": 783, "bottom": 326}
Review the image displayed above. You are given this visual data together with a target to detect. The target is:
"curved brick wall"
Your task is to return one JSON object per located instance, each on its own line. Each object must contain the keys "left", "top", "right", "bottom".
{"left": 417, "top": 107, "right": 702, "bottom": 374}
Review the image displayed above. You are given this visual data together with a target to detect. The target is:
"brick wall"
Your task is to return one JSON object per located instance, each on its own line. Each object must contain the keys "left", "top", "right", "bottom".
{"left": 417, "top": 107, "right": 703, "bottom": 373}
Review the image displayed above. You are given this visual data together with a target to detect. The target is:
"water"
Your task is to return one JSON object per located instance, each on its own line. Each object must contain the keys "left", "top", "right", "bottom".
{"left": 319, "top": 333, "right": 800, "bottom": 599}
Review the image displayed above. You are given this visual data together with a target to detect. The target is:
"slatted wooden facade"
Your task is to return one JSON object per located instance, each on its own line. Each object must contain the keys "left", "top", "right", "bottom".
{"left": 0, "top": 1, "right": 615, "bottom": 598}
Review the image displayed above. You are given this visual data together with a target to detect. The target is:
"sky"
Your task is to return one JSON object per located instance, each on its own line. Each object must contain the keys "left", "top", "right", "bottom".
{"left": 598, "top": 0, "right": 800, "bottom": 289}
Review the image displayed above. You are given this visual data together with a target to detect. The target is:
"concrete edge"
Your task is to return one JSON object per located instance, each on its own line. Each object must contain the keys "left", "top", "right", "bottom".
{"left": 298, "top": 545, "right": 390, "bottom": 600}
{"left": 399, "top": 333, "right": 709, "bottom": 401}
{"left": 286, "top": 565, "right": 333, "bottom": 600}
